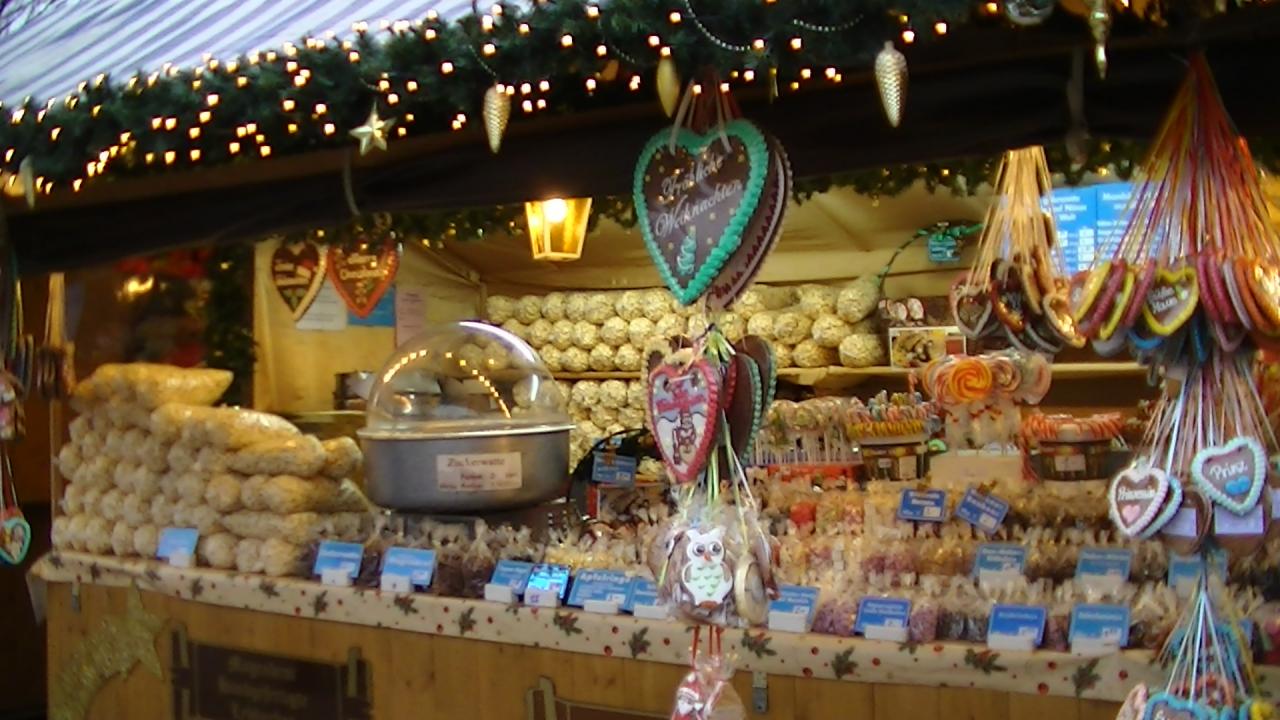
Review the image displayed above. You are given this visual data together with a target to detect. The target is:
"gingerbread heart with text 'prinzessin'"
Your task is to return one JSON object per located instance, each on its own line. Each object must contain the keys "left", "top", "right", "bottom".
{"left": 647, "top": 357, "right": 721, "bottom": 484}
{"left": 633, "top": 120, "right": 771, "bottom": 307}
{"left": 1192, "top": 436, "right": 1266, "bottom": 516}
{"left": 1109, "top": 465, "right": 1171, "bottom": 538}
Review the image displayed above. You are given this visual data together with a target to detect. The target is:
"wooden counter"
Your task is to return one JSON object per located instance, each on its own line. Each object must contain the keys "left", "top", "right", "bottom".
{"left": 46, "top": 580, "right": 1125, "bottom": 720}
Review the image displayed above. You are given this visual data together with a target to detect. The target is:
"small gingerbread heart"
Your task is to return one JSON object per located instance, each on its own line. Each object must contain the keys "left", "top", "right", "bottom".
{"left": 1109, "top": 464, "right": 1171, "bottom": 537}
{"left": 1142, "top": 264, "right": 1199, "bottom": 336}
{"left": 1192, "top": 436, "right": 1266, "bottom": 515}
{"left": 647, "top": 358, "right": 722, "bottom": 484}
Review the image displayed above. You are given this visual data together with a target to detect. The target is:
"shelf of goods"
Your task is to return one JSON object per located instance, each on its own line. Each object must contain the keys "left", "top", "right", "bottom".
{"left": 555, "top": 362, "right": 1146, "bottom": 388}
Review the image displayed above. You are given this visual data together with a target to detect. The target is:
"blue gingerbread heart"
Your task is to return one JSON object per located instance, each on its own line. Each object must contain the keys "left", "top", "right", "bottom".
{"left": 0, "top": 514, "right": 31, "bottom": 565}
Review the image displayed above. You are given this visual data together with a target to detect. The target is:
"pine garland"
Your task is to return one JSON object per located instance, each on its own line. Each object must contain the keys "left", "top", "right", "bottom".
{"left": 0, "top": 0, "right": 1153, "bottom": 189}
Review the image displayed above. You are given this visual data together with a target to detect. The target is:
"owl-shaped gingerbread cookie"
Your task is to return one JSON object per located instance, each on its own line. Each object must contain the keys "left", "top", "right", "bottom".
{"left": 679, "top": 526, "right": 733, "bottom": 610}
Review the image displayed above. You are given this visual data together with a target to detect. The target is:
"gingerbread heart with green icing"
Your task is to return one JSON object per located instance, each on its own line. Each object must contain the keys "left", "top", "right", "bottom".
{"left": 633, "top": 120, "right": 771, "bottom": 306}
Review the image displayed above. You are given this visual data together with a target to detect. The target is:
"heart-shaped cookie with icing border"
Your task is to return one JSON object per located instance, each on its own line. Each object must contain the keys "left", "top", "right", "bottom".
{"left": 705, "top": 136, "right": 790, "bottom": 312}
{"left": 1249, "top": 261, "right": 1280, "bottom": 330}
{"left": 1138, "top": 472, "right": 1184, "bottom": 539}
{"left": 0, "top": 512, "right": 31, "bottom": 565}
{"left": 1080, "top": 260, "right": 1128, "bottom": 337}
{"left": 1122, "top": 263, "right": 1158, "bottom": 330}
{"left": 1196, "top": 253, "right": 1230, "bottom": 326}
{"left": 1110, "top": 464, "right": 1171, "bottom": 537}
{"left": 1239, "top": 258, "right": 1280, "bottom": 335}
{"left": 1142, "top": 265, "right": 1199, "bottom": 336}
{"left": 1223, "top": 257, "right": 1255, "bottom": 331}
{"left": 1141, "top": 692, "right": 1212, "bottom": 720}
{"left": 951, "top": 275, "right": 993, "bottom": 338}
{"left": 1072, "top": 262, "right": 1111, "bottom": 325}
{"left": 647, "top": 358, "right": 721, "bottom": 484}
{"left": 1117, "top": 685, "right": 1149, "bottom": 720}
{"left": 633, "top": 120, "right": 771, "bottom": 307}
{"left": 1098, "top": 265, "right": 1136, "bottom": 340}
{"left": 1192, "top": 436, "right": 1266, "bottom": 516}
{"left": 1043, "top": 284, "right": 1086, "bottom": 348}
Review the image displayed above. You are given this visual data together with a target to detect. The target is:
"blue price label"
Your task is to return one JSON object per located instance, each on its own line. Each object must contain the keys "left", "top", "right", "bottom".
{"left": 490, "top": 560, "right": 536, "bottom": 594}
{"left": 1075, "top": 548, "right": 1132, "bottom": 583}
{"left": 526, "top": 563, "right": 571, "bottom": 601}
{"left": 157, "top": 527, "right": 199, "bottom": 562}
{"left": 381, "top": 547, "right": 437, "bottom": 589}
{"left": 988, "top": 604, "right": 1047, "bottom": 646}
{"left": 955, "top": 487, "right": 1010, "bottom": 534}
{"left": 592, "top": 452, "right": 637, "bottom": 486}
{"left": 768, "top": 585, "right": 820, "bottom": 620}
{"left": 567, "top": 569, "right": 631, "bottom": 607}
{"left": 1069, "top": 604, "right": 1131, "bottom": 648}
{"left": 854, "top": 597, "right": 912, "bottom": 635}
{"left": 312, "top": 541, "right": 364, "bottom": 581}
{"left": 973, "top": 544, "right": 1027, "bottom": 578}
{"left": 1167, "top": 554, "right": 1202, "bottom": 589}
{"left": 897, "top": 489, "right": 948, "bottom": 523}
{"left": 623, "top": 577, "right": 661, "bottom": 613}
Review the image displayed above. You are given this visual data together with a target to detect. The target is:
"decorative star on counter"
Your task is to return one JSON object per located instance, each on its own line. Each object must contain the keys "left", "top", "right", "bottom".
{"left": 349, "top": 106, "right": 396, "bottom": 155}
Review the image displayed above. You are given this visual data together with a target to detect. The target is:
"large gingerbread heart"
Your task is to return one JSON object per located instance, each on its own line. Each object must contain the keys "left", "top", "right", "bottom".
{"left": 633, "top": 120, "right": 771, "bottom": 306}
{"left": 271, "top": 240, "right": 327, "bottom": 320}
{"left": 1109, "top": 465, "right": 1171, "bottom": 537}
{"left": 0, "top": 512, "right": 31, "bottom": 565}
{"left": 1191, "top": 436, "right": 1266, "bottom": 515}
{"left": 327, "top": 240, "right": 399, "bottom": 318}
{"left": 1142, "top": 265, "right": 1199, "bottom": 336}
{"left": 705, "top": 136, "right": 790, "bottom": 311}
{"left": 647, "top": 359, "right": 721, "bottom": 484}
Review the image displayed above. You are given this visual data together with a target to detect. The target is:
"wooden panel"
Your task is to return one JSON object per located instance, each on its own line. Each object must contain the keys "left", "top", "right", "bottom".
{"left": 1010, "top": 691, "right": 1080, "bottom": 720}
{"left": 875, "top": 682, "right": 941, "bottom": 720}
{"left": 940, "top": 686, "right": 1013, "bottom": 720}
{"left": 44, "top": 584, "right": 1130, "bottom": 720}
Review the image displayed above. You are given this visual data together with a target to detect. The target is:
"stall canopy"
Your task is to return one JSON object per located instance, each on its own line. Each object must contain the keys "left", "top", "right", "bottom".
{"left": 0, "top": 0, "right": 494, "bottom": 104}
{"left": 2, "top": 1, "right": 1280, "bottom": 272}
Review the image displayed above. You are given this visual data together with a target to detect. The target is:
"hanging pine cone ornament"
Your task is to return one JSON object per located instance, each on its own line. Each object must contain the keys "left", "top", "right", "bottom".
{"left": 874, "top": 42, "right": 908, "bottom": 128}
{"left": 656, "top": 56, "right": 681, "bottom": 117}
{"left": 1088, "top": 0, "right": 1111, "bottom": 78}
{"left": 483, "top": 83, "right": 511, "bottom": 154}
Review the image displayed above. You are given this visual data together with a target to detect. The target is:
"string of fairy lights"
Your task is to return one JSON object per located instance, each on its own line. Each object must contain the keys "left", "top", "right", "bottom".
{"left": 0, "top": 0, "right": 1159, "bottom": 198}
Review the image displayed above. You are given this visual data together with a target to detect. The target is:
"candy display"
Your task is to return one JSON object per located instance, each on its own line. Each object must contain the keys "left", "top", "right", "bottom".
{"left": 920, "top": 351, "right": 1052, "bottom": 449}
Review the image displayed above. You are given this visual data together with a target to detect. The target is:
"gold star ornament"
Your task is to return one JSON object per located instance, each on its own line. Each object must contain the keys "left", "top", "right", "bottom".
{"left": 51, "top": 584, "right": 164, "bottom": 720}
{"left": 349, "top": 105, "right": 396, "bottom": 155}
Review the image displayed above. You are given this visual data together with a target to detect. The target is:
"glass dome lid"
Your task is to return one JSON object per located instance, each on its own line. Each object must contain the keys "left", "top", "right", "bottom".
{"left": 363, "top": 321, "right": 569, "bottom": 436}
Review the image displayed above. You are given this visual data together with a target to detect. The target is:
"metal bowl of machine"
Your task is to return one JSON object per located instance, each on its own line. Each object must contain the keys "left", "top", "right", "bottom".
{"left": 357, "top": 321, "right": 571, "bottom": 513}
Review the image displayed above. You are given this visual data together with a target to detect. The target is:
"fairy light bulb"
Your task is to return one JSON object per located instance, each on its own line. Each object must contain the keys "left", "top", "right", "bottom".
{"left": 441, "top": 61, "right": 454, "bottom": 74}
{"left": 790, "top": 37, "right": 802, "bottom": 50}
{"left": 560, "top": 34, "right": 574, "bottom": 47}
{"left": 669, "top": 11, "right": 681, "bottom": 23}
{"left": 934, "top": 21, "right": 948, "bottom": 34}
{"left": 483, "top": 42, "right": 496, "bottom": 55}
{"left": 902, "top": 29, "right": 916, "bottom": 43}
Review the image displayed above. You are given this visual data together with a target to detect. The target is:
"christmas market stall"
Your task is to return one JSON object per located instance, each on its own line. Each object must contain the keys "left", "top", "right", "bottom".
{"left": 5, "top": 1, "right": 1280, "bottom": 719}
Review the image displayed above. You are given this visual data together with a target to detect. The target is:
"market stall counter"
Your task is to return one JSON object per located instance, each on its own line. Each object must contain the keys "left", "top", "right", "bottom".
{"left": 37, "top": 551, "right": 1184, "bottom": 720}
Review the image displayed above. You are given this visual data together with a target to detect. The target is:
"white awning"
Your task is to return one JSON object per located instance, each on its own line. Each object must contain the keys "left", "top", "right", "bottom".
{"left": 0, "top": 0, "right": 488, "bottom": 104}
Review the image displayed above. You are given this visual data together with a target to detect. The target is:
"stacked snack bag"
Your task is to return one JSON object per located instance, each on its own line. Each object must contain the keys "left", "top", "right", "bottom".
{"left": 52, "top": 363, "right": 368, "bottom": 576}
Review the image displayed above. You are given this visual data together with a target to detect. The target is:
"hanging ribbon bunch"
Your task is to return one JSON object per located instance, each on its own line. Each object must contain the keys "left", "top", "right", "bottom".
{"left": 1122, "top": 561, "right": 1272, "bottom": 720}
{"left": 951, "top": 146, "right": 1083, "bottom": 353}
{"left": 1071, "top": 54, "right": 1280, "bottom": 363}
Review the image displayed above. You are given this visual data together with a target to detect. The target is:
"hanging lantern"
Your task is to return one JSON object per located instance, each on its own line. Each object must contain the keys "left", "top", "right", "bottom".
{"left": 525, "top": 197, "right": 592, "bottom": 261}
